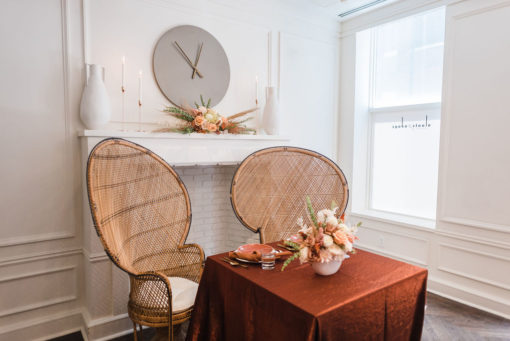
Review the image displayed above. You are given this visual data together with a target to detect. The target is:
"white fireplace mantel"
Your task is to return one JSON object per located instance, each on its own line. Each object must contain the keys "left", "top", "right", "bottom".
{"left": 79, "top": 129, "right": 291, "bottom": 166}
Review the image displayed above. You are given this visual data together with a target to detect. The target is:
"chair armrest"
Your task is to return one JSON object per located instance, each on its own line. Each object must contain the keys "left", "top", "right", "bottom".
{"left": 159, "top": 244, "right": 205, "bottom": 282}
{"left": 129, "top": 271, "right": 173, "bottom": 319}
{"left": 128, "top": 271, "right": 177, "bottom": 330}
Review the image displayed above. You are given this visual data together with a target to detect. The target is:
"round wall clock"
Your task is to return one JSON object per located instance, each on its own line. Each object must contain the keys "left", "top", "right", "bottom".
{"left": 153, "top": 25, "right": 230, "bottom": 108}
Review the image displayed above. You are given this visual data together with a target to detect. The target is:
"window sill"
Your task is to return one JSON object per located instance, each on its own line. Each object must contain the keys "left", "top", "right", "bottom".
{"left": 349, "top": 209, "right": 436, "bottom": 231}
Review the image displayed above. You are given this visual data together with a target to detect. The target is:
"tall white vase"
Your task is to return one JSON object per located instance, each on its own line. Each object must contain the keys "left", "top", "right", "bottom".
{"left": 80, "top": 64, "right": 111, "bottom": 129}
{"left": 262, "top": 86, "right": 280, "bottom": 135}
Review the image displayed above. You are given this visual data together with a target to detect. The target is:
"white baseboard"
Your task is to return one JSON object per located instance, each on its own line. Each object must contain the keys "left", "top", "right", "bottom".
{"left": 0, "top": 308, "right": 84, "bottom": 341}
{"left": 428, "top": 278, "right": 510, "bottom": 320}
{"left": 82, "top": 311, "right": 133, "bottom": 341}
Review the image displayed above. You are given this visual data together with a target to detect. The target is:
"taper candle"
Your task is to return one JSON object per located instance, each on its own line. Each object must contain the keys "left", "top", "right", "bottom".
{"left": 138, "top": 70, "right": 143, "bottom": 131}
{"left": 121, "top": 56, "right": 125, "bottom": 91}
{"left": 138, "top": 70, "right": 143, "bottom": 104}
{"left": 255, "top": 75, "right": 259, "bottom": 106}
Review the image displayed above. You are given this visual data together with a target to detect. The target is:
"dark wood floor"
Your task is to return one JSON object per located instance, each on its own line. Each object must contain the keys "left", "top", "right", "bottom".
{"left": 423, "top": 293, "right": 510, "bottom": 341}
{"left": 49, "top": 293, "right": 510, "bottom": 341}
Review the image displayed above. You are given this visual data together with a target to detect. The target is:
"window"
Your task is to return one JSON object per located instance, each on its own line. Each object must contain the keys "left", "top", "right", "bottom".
{"left": 362, "top": 8, "right": 446, "bottom": 221}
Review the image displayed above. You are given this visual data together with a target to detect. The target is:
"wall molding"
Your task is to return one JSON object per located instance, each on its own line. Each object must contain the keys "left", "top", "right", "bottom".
{"left": 0, "top": 231, "right": 75, "bottom": 247}
{"left": 439, "top": 242, "right": 510, "bottom": 263}
{"left": 0, "top": 295, "right": 78, "bottom": 319}
{"left": 0, "top": 265, "right": 76, "bottom": 283}
{"left": 0, "top": 247, "right": 82, "bottom": 267}
{"left": 359, "top": 222, "right": 430, "bottom": 242}
{"left": 0, "top": 307, "right": 84, "bottom": 340}
{"left": 435, "top": 229, "right": 510, "bottom": 250}
{"left": 438, "top": 243, "right": 510, "bottom": 291}
{"left": 0, "top": 0, "right": 77, "bottom": 249}
{"left": 437, "top": 266, "right": 510, "bottom": 292}
{"left": 356, "top": 243, "right": 428, "bottom": 267}
{"left": 436, "top": 0, "right": 510, "bottom": 236}
{"left": 83, "top": 248, "right": 109, "bottom": 263}
{"left": 453, "top": 0, "right": 510, "bottom": 20}
{"left": 0, "top": 266, "right": 77, "bottom": 318}
{"left": 439, "top": 215, "right": 510, "bottom": 234}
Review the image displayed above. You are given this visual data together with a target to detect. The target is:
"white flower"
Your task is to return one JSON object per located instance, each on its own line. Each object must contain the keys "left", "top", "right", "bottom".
{"left": 316, "top": 209, "right": 333, "bottom": 223}
{"left": 343, "top": 240, "right": 353, "bottom": 253}
{"left": 299, "top": 247, "right": 309, "bottom": 263}
{"left": 338, "top": 223, "right": 349, "bottom": 232}
{"left": 205, "top": 113, "right": 213, "bottom": 121}
{"left": 323, "top": 235, "right": 334, "bottom": 247}
{"left": 299, "top": 225, "right": 311, "bottom": 235}
{"left": 326, "top": 215, "right": 338, "bottom": 227}
{"left": 329, "top": 244, "right": 345, "bottom": 258}
{"left": 297, "top": 217, "right": 304, "bottom": 228}
{"left": 199, "top": 106, "right": 207, "bottom": 114}
{"left": 316, "top": 210, "right": 326, "bottom": 224}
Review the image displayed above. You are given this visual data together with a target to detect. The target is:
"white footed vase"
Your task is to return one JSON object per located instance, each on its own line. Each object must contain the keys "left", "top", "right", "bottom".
{"left": 262, "top": 86, "right": 280, "bottom": 135}
{"left": 80, "top": 64, "right": 111, "bottom": 129}
{"left": 311, "top": 259, "right": 343, "bottom": 276}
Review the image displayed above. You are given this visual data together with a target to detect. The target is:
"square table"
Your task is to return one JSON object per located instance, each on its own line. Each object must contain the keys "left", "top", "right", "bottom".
{"left": 186, "top": 245, "right": 427, "bottom": 341}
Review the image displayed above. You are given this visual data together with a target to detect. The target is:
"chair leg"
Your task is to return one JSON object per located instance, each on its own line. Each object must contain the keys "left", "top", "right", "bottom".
{"left": 138, "top": 323, "right": 143, "bottom": 340}
{"left": 133, "top": 322, "right": 138, "bottom": 341}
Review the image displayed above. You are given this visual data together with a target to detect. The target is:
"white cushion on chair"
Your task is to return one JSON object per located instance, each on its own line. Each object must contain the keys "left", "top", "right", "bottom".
{"left": 168, "top": 277, "right": 198, "bottom": 313}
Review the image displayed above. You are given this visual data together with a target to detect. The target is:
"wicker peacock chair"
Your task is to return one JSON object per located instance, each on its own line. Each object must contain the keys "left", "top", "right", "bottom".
{"left": 230, "top": 146, "right": 349, "bottom": 243}
{"left": 86, "top": 138, "right": 204, "bottom": 341}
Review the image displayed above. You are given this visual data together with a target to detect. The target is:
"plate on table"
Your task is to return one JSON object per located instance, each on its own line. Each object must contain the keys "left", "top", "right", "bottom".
{"left": 234, "top": 243, "right": 275, "bottom": 263}
{"left": 236, "top": 243, "right": 274, "bottom": 254}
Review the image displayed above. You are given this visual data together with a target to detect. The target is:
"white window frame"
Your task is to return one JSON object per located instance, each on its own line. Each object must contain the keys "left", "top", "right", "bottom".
{"left": 349, "top": 10, "right": 445, "bottom": 228}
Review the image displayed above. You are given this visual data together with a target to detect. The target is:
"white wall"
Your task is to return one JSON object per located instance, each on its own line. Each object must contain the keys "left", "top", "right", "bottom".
{"left": 338, "top": 0, "right": 510, "bottom": 319}
{"left": 0, "top": 0, "right": 341, "bottom": 339}
{"left": 0, "top": 0, "right": 85, "bottom": 339}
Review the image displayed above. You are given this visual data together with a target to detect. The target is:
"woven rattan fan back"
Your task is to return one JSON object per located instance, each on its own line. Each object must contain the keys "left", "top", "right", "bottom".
{"left": 87, "top": 139, "right": 192, "bottom": 276}
{"left": 231, "top": 147, "right": 349, "bottom": 243}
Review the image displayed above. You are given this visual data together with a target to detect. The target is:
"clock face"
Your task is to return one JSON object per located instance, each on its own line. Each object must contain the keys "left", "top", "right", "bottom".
{"left": 153, "top": 25, "right": 230, "bottom": 108}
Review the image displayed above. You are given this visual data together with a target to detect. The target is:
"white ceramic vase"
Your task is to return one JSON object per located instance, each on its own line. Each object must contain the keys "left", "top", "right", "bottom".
{"left": 311, "top": 259, "right": 343, "bottom": 276}
{"left": 80, "top": 64, "right": 111, "bottom": 129}
{"left": 262, "top": 86, "right": 280, "bottom": 135}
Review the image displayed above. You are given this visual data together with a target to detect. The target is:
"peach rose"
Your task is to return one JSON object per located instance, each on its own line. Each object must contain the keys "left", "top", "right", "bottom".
{"left": 333, "top": 230, "right": 347, "bottom": 245}
{"left": 194, "top": 116, "right": 204, "bottom": 126}
{"left": 207, "top": 123, "right": 218, "bottom": 132}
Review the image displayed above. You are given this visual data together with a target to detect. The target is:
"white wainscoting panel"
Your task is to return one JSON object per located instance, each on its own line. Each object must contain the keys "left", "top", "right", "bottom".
{"left": 437, "top": 0, "right": 510, "bottom": 231}
{"left": 279, "top": 31, "right": 339, "bottom": 158}
{"left": 438, "top": 243, "right": 510, "bottom": 291}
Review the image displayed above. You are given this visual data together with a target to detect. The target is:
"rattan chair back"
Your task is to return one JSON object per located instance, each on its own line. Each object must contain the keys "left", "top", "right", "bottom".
{"left": 86, "top": 138, "right": 192, "bottom": 276}
{"left": 230, "top": 146, "right": 349, "bottom": 243}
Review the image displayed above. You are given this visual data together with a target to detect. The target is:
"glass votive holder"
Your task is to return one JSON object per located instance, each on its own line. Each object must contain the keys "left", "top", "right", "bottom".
{"left": 261, "top": 252, "right": 275, "bottom": 270}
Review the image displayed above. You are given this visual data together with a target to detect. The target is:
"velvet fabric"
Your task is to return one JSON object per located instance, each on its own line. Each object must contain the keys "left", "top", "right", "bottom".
{"left": 186, "top": 246, "right": 427, "bottom": 341}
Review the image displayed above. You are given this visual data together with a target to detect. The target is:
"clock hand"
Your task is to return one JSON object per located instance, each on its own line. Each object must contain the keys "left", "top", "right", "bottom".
{"left": 174, "top": 41, "right": 203, "bottom": 78}
{"left": 192, "top": 42, "right": 204, "bottom": 79}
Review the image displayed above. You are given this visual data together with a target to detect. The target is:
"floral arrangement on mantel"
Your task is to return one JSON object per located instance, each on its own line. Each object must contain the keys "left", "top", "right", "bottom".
{"left": 154, "top": 95, "right": 257, "bottom": 134}
{"left": 281, "top": 197, "right": 361, "bottom": 273}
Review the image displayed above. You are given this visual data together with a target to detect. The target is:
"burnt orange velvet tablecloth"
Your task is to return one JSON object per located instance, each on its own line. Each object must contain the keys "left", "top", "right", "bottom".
{"left": 186, "top": 246, "right": 427, "bottom": 341}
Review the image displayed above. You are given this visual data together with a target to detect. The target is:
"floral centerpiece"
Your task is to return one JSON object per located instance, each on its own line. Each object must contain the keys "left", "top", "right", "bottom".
{"left": 154, "top": 95, "right": 256, "bottom": 134}
{"left": 281, "top": 197, "right": 361, "bottom": 275}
